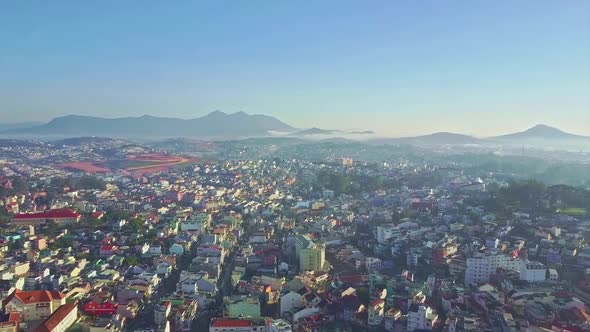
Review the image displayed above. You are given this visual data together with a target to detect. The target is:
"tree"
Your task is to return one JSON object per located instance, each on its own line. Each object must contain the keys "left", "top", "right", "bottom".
{"left": 104, "top": 209, "right": 130, "bottom": 223}
{"left": 85, "top": 216, "right": 104, "bottom": 229}
{"left": 126, "top": 256, "right": 140, "bottom": 266}
{"left": 497, "top": 180, "right": 546, "bottom": 210}
{"left": 126, "top": 218, "right": 145, "bottom": 233}
{"left": 44, "top": 221, "right": 60, "bottom": 237}
{"left": 357, "top": 287, "right": 370, "bottom": 305}
{"left": 50, "top": 175, "right": 106, "bottom": 191}
{"left": 11, "top": 177, "right": 29, "bottom": 193}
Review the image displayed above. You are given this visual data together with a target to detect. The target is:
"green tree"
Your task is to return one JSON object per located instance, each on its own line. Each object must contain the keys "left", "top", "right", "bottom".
{"left": 357, "top": 287, "right": 370, "bottom": 305}
{"left": 126, "top": 256, "right": 140, "bottom": 266}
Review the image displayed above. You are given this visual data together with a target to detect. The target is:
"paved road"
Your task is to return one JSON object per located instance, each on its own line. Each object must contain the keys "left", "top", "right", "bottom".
{"left": 191, "top": 246, "right": 237, "bottom": 331}
{"left": 126, "top": 251, "right": 193, "bottom": 331}
{"left": 127, "top": 240, "right": 241, "bottom": 331}
{"left": 219, "top": 248, "right": 238, "bottom": 298}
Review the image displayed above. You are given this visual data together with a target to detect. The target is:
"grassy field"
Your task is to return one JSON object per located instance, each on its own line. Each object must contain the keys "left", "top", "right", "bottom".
{"left": 560, "top": 207, "right": 587, "bottom": 216}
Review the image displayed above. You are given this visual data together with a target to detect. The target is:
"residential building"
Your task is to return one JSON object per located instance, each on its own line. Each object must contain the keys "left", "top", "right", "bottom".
{"left": 464, "top": 252, "right": 521, "bottom": 284}
{"left": 224, "top": 296, "right": 261, "bottom": 318}
{"left": 209, "top": 318, "right": 267, "bottom": 332}
{"left": 366, "top": 257, "right": 382, "bottom": 274}
{"left": 280, "top": 291, "right": 303, "bottom": 315}
{"left": 519, "top": 261, "right": 546, "bottom": 282}
{"left": 0, "top": 312, "right": 20, "bottom": 332}
{"left": 368, "top": 298, "right": 385, "bottom": 326}
{"left": 12, "top": 208, "right": 81, "bottom": 226}
{"left": 34, "top": 303, "right": 78, "bottom": 332}
{"left": 298, "top": 238, "right": 327, "bottom": 272}
{"left": 407, "top": 303, "right": 437, "bottom": 332}
{"left": 4, "top": 290, "right": 66, "bottom": 321}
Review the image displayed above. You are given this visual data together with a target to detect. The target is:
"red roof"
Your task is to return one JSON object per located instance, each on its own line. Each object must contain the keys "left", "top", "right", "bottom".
{"left": 370, "top": 298, "right": 385, "bottom": 307}
{"left": 338, "top": 275, "right": 367, "bottom": 284}
{"left": 0, "top": 311, "right": 19, "bottom": 328}
{"left": 100, "top": 245, "right": 114, "bottom": 251}
{"left": 7, "top": 312, "right": 20, "bottom": 322}
{"left": 211, "top": 319, "right": 252, "bottom": 327}
{"left": 35, "top": 303, "right": 77, "bottom": 332}
{"left": 92, "top": 211, "right": 104, "bottom": 219}
{"left": 11, "top": 290, "right": 65, "bottom": 304}
{"left": 14, "top": 208, "right": 80, "bottom": 220}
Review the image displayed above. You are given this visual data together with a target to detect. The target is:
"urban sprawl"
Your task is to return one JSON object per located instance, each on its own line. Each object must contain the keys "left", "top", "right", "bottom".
{"left": 0, "top": 138, "right": 589, "bottom": 332}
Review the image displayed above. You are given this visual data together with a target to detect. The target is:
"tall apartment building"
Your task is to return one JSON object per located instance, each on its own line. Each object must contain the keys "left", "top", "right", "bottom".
{"left": 519, "top": 260, "right": 546, "bottom": 282}
{"left": 407, "top": 303, "right": 437, "bottom": 332}
{"left": 464, "top": 252, "right": 521, "bottom": 284}
{"left": 377, "top": 225, "right": 399, "bottom": 244}
{"left": 300, "top": 244, "right": 326, "bottom": 272}
{"left": 295, "top": 234, "right": 328, "bottom": 272}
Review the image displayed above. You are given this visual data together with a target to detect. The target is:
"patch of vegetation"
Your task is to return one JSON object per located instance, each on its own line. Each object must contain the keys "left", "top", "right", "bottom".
{"left": 51, "top": 175, "right": 106, "bottom": 190}
{"left": 560, "top": 207, "right": 587, "bottom": 216}
{"left": 311, "top": 169, "right": 401, "bottom": 195}
{"left": 485, "top": 180, "right": 590, "bottom": 216}
{"left": 447, "top": 153, "right": 590, "bottom": 187}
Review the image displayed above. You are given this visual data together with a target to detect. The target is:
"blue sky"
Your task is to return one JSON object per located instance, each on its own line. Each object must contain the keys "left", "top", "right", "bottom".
{"left": 1, "top": 1, "right": 589, "bottom": 136}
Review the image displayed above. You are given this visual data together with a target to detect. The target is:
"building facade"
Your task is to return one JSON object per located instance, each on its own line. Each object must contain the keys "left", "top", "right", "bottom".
{"left": 34, "top": 303, "right": 78, "bottom": 332}
{"left": 5, "top": 290, "right": 66, "bottom": 321}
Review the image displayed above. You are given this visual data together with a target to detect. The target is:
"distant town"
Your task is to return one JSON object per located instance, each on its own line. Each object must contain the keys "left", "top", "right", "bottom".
{"left": 0, "top": 136, "right": 589, "bottom": 332}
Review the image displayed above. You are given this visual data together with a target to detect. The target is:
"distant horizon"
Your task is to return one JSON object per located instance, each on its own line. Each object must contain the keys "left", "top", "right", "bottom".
{"left": 1, "top": 111, "right": 588, "bottom": 138}
{"left": 1, "top": 2, "right": 589, "bottom": 136}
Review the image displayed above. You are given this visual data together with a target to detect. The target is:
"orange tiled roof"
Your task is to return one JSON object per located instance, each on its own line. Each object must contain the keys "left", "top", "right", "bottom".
{"left": 34, "top": 303, "right": 77, "bottom": 332}
{"left": 12, "top": 290, "right": 65, "bottom": 304}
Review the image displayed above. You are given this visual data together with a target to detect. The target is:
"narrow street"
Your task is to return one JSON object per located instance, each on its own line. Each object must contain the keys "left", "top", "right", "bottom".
{"left": 191, "top": 246, "right": 238, "bottom": 331}
{"left": 218, "top": 248, "right": 238, "bottom": 298}
{"left": 126, "top": 250, "right": 194, "bottom": 331}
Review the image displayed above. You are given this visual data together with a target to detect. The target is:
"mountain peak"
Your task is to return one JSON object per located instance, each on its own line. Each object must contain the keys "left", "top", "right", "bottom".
{"left": 524, "top": 124, "right": 564, "bottom": 135}
{"left": 492, "top": 124, "right": 588, "bottom": 141}
{"left": 207, "top": 110, "right": 227, "bottom": 116}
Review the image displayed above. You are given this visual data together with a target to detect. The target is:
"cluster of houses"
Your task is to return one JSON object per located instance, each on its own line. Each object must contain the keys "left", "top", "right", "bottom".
{"left": 0, "top": 141, "right": 589, "bottom": 332}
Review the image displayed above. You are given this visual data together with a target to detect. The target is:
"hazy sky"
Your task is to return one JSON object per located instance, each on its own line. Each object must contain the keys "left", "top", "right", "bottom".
{"left": 1, "top": 1, "right": 589, "bottom": 136}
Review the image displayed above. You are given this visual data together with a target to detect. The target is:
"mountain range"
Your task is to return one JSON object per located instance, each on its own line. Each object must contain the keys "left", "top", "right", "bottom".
{"left": 0, "top": 121, "right": 43, "bottom": 131}
{"left": 1, "top": 111, "right": 294, "bottom": 138}
{"left": 0, "top": 113, "right": 588, "bottom": 148}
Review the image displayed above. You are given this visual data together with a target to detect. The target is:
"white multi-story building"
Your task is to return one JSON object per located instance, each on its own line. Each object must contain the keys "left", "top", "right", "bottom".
{"left": 519, "top": 261, "right": 546, "bottom": 282}
{"left": 280, "top": 291, "right": 303, "bottom": 315}
{"left": 464, "top": 252, "right": 520, "bottom": 284}
{"left": 366, "top": 257, "right": 382, "bottom": 274}
{"left": 180, "top": 219, "right": 203, "bottom": 232}
{"left": 407, "top": 303, "right": 437, "bottom": 331}
{"left": 377, "top": 225, "right": 399, "bottom": 244}
{"left": 154, "top": 301, "right": 171, "bottom": 326}
{"left": 407, "top": 251, "right": 419, "bottom": 269}
{"left": 548, "top": 268, "right": 559, "bottom": 281}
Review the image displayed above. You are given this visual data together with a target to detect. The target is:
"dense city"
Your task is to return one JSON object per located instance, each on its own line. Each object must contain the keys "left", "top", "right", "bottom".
{"left": 0, "top": 137, "right": 588, "bottom": 332}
